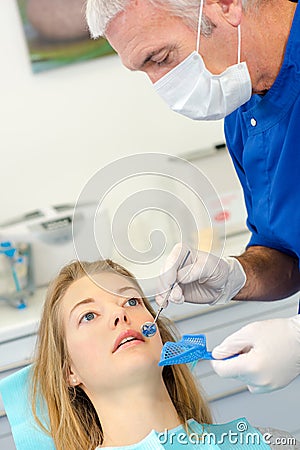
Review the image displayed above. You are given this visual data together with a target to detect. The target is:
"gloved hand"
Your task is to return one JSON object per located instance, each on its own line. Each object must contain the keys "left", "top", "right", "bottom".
{"left": 211, "top": 315, "right": 300, "bottom": 393}
{"left": 156, "top": 243, "right": 246, "bottom": 306}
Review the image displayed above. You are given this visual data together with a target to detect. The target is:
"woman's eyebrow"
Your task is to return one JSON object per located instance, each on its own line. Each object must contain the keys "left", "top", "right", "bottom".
{"left": 117, "top": 286, "right": 139, "bottom": 294}
{"left": 69, "top": 287, "right": 139, "bottom": 318}
{"left": 69, "top": 298, "right": 95, "bottom": 318}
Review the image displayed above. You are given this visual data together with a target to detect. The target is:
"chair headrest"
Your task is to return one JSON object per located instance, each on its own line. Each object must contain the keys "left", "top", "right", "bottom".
{"left": 0, "top": 365, "right": 55, "bottom": 450}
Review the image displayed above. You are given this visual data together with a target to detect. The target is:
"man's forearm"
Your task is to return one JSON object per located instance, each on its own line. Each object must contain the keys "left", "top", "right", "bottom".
{"left": 234, "top": 246, "right": 300, "bottom": 301}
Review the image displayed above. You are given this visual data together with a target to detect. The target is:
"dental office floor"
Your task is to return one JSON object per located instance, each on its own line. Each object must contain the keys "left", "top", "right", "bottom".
{"left": 1, "top": 229, "right": 299, "bottom": 449}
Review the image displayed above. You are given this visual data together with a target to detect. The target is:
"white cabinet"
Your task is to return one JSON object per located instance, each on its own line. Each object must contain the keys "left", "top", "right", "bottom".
{"left": 0, "top": 334, "right": 37, "bottom": 369}
{"left": 0, "top": 413, "right": 16, "bottom": 450}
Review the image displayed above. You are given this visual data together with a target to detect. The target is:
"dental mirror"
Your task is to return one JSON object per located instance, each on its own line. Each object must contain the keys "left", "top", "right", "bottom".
{"left": 141, "top": 250, "right": 191, "bottom": 338}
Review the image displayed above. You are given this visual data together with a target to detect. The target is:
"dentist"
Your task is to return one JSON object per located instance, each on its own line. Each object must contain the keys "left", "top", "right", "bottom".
{"left": 86, "top": 0, "right": 300, "bottom": 394}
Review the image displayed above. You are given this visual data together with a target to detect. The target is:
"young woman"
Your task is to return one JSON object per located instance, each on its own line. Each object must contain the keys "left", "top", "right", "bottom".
{"left": 30, "top": 260, "right": 296, "bottom": 449}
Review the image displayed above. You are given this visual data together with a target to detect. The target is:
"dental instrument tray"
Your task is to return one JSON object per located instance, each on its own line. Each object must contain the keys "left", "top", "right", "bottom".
{"left": 158, "top": 334, "right": 237, "bottom": 366}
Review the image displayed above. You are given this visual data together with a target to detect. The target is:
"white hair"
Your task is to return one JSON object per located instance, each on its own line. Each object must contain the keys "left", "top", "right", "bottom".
{"left": 86, "top": 0, "right": 129, "bottom": 38}
{"left": 86, "top": 0, "right": 211, "bottom": 38}
{"left": 86, "top": 0, "right": 263, "bottom": 39}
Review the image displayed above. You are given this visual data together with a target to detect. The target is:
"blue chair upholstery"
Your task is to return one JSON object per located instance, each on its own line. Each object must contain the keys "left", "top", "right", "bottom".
{"left": 0, "top": 365, "right": 55, "bottom": 450}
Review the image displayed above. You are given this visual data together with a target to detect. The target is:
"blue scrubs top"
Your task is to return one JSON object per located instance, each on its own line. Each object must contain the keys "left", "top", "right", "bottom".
{"left": 224, "top": 1, "right": 300, "bottom": 266}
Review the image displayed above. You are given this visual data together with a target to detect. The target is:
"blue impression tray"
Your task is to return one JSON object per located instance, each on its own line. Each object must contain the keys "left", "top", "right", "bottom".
{"left": 158, "top": 333, "right": 239, "bottom": 367}
{"left": 158, "top": 334, "right": 213, "bottom": 366}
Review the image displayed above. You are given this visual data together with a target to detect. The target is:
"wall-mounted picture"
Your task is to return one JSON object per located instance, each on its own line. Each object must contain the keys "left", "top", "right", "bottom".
{"left": 16, "top": 0, "right": 115, "bottom": 73}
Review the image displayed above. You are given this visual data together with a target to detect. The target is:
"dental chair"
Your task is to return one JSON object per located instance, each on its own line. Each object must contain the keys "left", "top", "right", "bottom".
{"left": 0, "top": 365, "right": 55, "bottom": 450}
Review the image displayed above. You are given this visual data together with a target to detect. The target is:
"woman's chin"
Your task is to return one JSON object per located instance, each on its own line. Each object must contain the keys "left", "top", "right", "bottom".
{"left": 113, "top": 347, "right": 162, "bottom": 378}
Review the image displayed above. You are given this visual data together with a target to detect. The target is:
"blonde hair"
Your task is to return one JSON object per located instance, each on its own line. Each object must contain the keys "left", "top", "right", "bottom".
{"left": 31, "top": 259, "right": 212, "bottom": 450}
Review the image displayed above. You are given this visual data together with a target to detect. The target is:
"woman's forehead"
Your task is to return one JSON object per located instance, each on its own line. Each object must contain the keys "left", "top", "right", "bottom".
{"left": 63, "top": 272, "right": 139, "bottom": 306}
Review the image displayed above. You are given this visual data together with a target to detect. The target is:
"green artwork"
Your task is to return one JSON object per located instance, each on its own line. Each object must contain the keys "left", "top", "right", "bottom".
{"left": 17, "top": 0, "right": 115, "bottom": 73}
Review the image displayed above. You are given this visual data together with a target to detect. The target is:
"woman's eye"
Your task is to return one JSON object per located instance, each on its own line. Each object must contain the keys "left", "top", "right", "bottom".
{"left": 125, "top": 297, "right": 140, "bottom": 307}
{"left": 80, "top": 312, "right": 96, "bottom": 323}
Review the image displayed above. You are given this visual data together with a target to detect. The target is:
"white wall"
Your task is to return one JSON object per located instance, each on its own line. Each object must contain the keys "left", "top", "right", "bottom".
{"left": 0, "top": 0, "right": 228, "bottom": 223}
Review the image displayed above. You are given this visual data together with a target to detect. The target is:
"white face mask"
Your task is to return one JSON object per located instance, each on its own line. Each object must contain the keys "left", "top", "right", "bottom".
{"left": 154, "top": 0, "right": 252, "bottom": 120}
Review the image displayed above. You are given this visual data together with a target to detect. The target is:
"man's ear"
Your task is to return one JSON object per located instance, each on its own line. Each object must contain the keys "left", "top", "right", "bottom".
{"left": 204, "top": 0, "right": 243, "bottom": 27}
{"left": 216, "top": 0, "right": 243, "bottom": 27}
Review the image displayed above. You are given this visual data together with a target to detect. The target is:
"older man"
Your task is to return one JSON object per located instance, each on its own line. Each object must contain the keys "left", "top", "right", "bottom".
{"left": 86, "top": 0, "right": 300, "bottom": 394}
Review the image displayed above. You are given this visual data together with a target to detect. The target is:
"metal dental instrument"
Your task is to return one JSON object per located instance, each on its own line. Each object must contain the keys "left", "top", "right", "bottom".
{"left": 141, "top": 250, "right": 191, "bottom": 338}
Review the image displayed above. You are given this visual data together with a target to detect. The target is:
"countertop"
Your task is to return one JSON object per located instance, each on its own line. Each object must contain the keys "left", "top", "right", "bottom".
{"left": 0, "top": 288, "right": 47, "bottom": 343}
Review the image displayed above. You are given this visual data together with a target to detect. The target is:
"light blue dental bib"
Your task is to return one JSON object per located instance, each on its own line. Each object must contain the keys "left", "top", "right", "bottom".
{"left": 97, "top": 419, "right": 271, "bottom": 449}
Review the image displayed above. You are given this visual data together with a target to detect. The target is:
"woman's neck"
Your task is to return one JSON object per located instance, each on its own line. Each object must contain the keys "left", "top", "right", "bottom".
{"left": 92, "top": 376, "right": 180, "bottom": 447}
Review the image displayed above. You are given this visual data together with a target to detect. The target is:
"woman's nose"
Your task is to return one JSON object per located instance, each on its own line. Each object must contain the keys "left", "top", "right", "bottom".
{"left": 110, "top": 308, "right": 131, "bottom": 329}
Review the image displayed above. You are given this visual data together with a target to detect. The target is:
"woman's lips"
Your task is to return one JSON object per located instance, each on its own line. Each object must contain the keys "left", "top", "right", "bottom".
{"left": 113, "top": 329, "right": 145, "bottom": 353}
{"left": 114, "top": 339, "right": 144, "bottom": 353}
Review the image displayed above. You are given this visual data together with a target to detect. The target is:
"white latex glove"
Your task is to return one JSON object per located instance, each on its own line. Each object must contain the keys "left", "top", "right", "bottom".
{"left": 156, "top": 243, "right": 246, "bottom": 306}
{"left": 211, "top": 315, "right": 300, "bottom": 393}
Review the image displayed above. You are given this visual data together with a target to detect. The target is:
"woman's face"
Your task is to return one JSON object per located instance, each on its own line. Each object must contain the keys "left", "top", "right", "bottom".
{"left": 61, "top": 272, "right": 163, "bottom": 395}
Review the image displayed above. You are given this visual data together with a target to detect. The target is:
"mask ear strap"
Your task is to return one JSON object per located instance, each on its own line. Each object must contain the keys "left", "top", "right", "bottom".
{"left": 196, "top": 0, "right": 204, "bottom": 53}
{"left": 237, "top": 24, "right": 241, "bottom": 64}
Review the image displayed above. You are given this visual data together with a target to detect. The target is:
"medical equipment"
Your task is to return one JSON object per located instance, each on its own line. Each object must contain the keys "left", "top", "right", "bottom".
{"left": 158, "top": 334, "right": 237, "bottom": 366}
{"left": 141, "top": 250, "right": 191, "bottom": 338}
{"left": 0, "top": 241, "right": 33, "bottom": 308}
{"left": 0, "top": 203, "right": 111, "bottom": 287}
